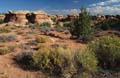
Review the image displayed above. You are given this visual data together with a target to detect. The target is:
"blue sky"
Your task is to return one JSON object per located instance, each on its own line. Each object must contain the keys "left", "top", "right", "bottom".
{"left": 0, "top": 0, "right": 120, "bottom": 15}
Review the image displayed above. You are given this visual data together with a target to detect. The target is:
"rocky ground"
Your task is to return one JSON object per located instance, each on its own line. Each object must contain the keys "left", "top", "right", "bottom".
{"left": 0, "top": 25, "right": 85, "bottom": 78}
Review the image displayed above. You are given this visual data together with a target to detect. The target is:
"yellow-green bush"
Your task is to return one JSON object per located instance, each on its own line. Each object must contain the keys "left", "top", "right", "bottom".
{"left": 74, "top": 71, "right": 93, "bottom": 78}
{"left": 89, "top": 35, "right": 120, "bottom": 70}
{"left": 0, "top": 48, "right": 10, "bottom": 55}
{"left": 35, "top": 36, "right": 49, "bottom": 43}
{"left": 32, "top": 47, "right": 74, "bottom": 75}
{"left": 36, "top": 43, "right": 46, "bottom": 50}
{"left": 40, "top": 22, "right": 51, "bottom": 27}
{"left": 0, "top": 34, "right": 17, "bottom": 42}
{"left": 7, "top": 44, "right": 17, "bottom": 52}
{"left": 0, "top": 19, "right": 4, "bottom": 24}
{"left": 0, "top": 26, "right": 11, "bottom": 33}
{"left": 74, "top": 47, "right": 98, "bottom": 71}
{"left": 14, "top": 46, "right": 99, "bottom": 76}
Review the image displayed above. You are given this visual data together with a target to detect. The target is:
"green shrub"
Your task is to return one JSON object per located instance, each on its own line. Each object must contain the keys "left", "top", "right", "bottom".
{"left": 14, "top": 50, "right": 34, "bottom": 69}
{"left": 15, "top": 46, "right": 99, "bottom": 76}
{"left": 100, "top": 19, "right": 120, "bottom": 30}
{"left": 0, "top": 34, "right": 17, "bottom": 42}
{"left": 74, "top": 47, "right": 98, "bottom": 71}
{"left": 36, "top": 43, "right": 46, "bottom": 50}
{"left": 55, "top": 26, "right": 66, "bottom": 32}
{"left": 70, "top": 7, "right": 94, "bottom": 41}
{"left": 0, "top": 19, "right": 4, "bottom": 24}
{"left": 29, "top": 22, "right": 51, "bottom": 33}
{"left": 19, "top": 43, "right": 31, "bottom": 50}
{"left": 55, "top": 20, "right": 61, "bottom": 27}
{"left": 74, "top": 71, "right": 93, "bottom": 78}
{"left": 7, "top": 44, "right": 17, "bottom": 52}
{"left": 29, "top": 24, "right": 36, "bottom": 29}
{"left": 40, "top": 22, "right": 51, "bottom": 27}
{"left": 32, "top": 47, "right": 74, "bottom": 75}
{"left": 89, "top": 35, "right": 120, "bottom": 70}
{"left": 39, "top": 22, "right": 51, "bottom": 33}
{"left": 35, "top": 36, "right": 49, "bottom": 43}
{"left": 63, "top": 22, "right": 71, "bottom": 27}
{"left": 0, "top": 48, "right": 10, "bottom": 55}
{"left": 0, "top": 26, "right": 11, "bottom": 33}
{"left": 39, "top": 26, "right": 51, "bottom": 33}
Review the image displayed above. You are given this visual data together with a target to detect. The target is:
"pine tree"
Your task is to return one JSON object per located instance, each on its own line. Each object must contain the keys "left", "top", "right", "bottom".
{"left": 70, "top": 7, "right": 94, "bottom": 41}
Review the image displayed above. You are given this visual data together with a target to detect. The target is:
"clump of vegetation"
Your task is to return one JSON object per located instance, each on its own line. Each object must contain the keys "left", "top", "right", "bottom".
{"left": 63, "top": 22, "right": 71, "bottom": 30}
{"left": 89, "top": 35, "right": 120, "bottom": 70}
{"left": 35, "top": 36, "right": 49, "bottom": 43}
{"left": 0, "top": 19, "right": 4, "bottom": 24}
{"left": 55, "top": 26, "right": 66, "bottom": 32}
{"left": 39, "top": 22, "right": 51, "bottom": 33}
{"left": 15, "top": 45, "right": 99, "bottom": 76}
{"left": 0, "top": 48, "right": 10, "bottom": 55}
{"left": 74, "top": 71, "right": 93, "bottom": 78}
{"left": 0, "top": 26, "right": 11, "bottom": 33}
{"left": 70, "top": 7, "right": 94, "bottom": 41}
{"left": 14, "top": 50, "right": 34, "bottom": 69}
{"left": 55, "top": 20, "right": 61, "bottom": 27}
{"left": 39, "top": 26, "right": 51, "bottom": 33}
{"left": 74, "top": 47, "right": 98, "bottom": 71}
{"left": 7, "top": 44, "right": 17, "bottom": 52}
{"left": 36, "top": 43, "right": 46, "bottom": 50}
{"left": 29, "top": 22, "right": 51, "bottom": 33}
{"left": 29, "top": 23, "right": 36, "bottom": 29}
{"left": 99, "top": 19, "right": 120, "bottom": 30}
{"left": 0, "top": 34, "right": 17, "bottom": 42}
{"left": 33, "top": 47, "right": 74, "bottom": 75}
{"left": 40, "top": 22, "right": 51, "bottom": 27}
{"left": 19, "top": 43, "right": 32, "bottom": 50}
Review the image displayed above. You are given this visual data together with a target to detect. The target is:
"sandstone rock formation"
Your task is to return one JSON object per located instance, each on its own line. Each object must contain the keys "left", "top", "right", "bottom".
{"left": 0, "top": 14, "right": 5, "bottom": 20}
{"left": 4, "top": 10, "right": 29, "bottom": 26}
{"left": 12, "top": 10, "right": 29, "bottom": 25}
{"left": 3, "top": 10, "right": 53, "bottom": 26}
{"left": 28, "top": 11, "right": 53, "bottom": 24}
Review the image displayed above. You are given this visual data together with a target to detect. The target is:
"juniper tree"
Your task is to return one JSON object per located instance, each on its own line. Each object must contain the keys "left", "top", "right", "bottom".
{"left": 70, "top": 7, "right": 94, "bottom": 41}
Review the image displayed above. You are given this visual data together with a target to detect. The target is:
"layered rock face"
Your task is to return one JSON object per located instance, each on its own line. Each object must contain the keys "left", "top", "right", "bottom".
{"left": 13, "top": 11, "right": 29, "bottom": 25}
{"left": 34, "top": 11, "right": 49, "bottom": 23}
{"left": 4, "top": 10, "right": 29, "bottom": 26}
{"left": 0, "top": 14, "right": 5, "bottom": 20}
{"left": 3, "top": 10, "right": 53, "bottom": 26}
{"left": 27, "top": 11, "right": 53, "bottom": 25}
{"left": 4, "top": 13, "right": 16, "bottom": 23}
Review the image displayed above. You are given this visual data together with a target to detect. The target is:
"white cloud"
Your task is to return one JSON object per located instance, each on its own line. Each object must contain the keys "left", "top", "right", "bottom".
{"left": 46, "top": 0, "right": 120, "bottom": 15}
{"left": 90, "top": 0, "right": 120, "bottom": 7}
{"left": 73, "top": 0, "right": 79, "bottom": 3}
{"left": 46, "top": 9, "right": 80, "bottom": 15}
{"left": 88, "top": 5, "right": 120, "bottom": 15}
{"left": 88, "top": 0, "right": 120, "bottom": 15}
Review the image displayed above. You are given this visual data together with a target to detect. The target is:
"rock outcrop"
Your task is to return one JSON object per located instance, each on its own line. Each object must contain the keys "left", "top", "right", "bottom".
{"left": 33, "top": 11, "right": 50, "bottom": 23}
{"left": 0, "top": 14, "right": 5, "bottom": 20}
{"left": 12, "top": 10, "right": 29, "bottom": 25}
{"left": 3, "top": 10, "right": 53, "bottom": 26}
{"left": 4, "top": 10, "right": 29, "bottom": 26}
